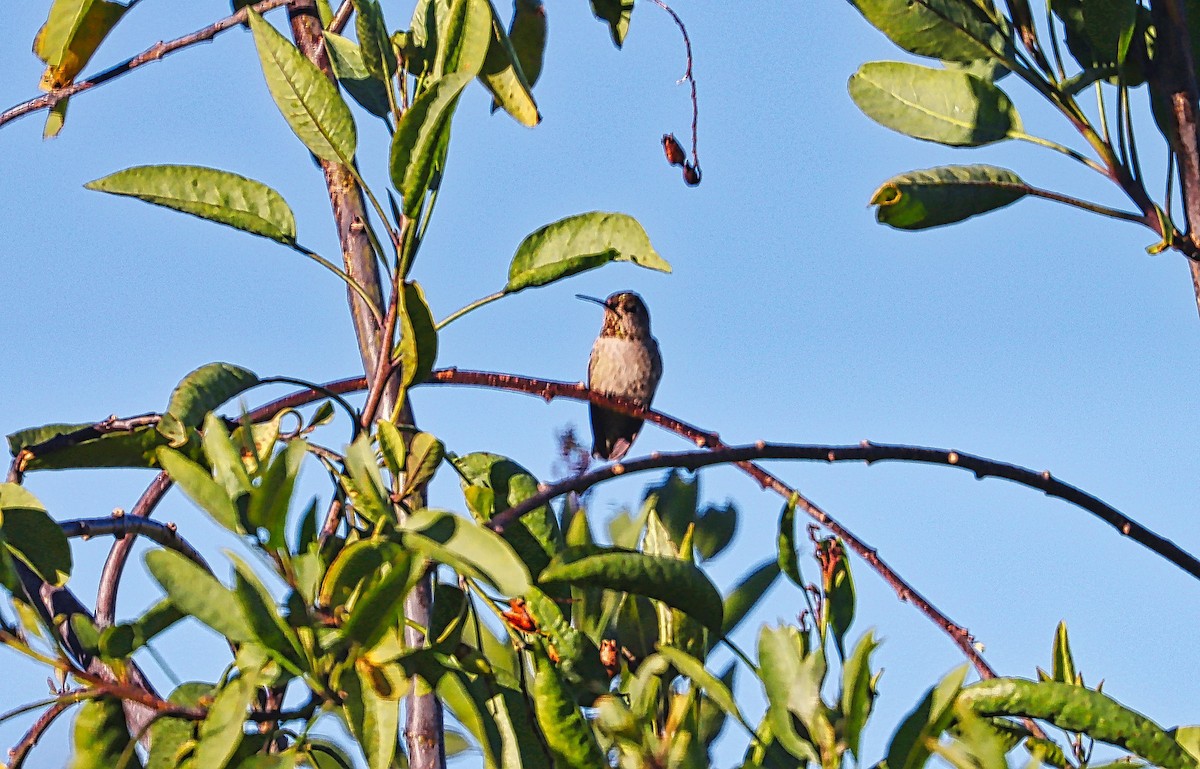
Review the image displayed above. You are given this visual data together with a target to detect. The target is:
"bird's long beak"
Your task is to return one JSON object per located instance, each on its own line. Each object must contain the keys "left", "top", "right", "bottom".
{"left": 575, "top": 294, "right": 609, "bottom": 309}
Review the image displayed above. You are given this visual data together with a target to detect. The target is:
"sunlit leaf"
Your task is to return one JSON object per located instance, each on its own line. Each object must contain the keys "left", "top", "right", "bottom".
{"left": 505, "top": 211, "right": 670, "bottom": 292}
{"left": 480, "top": 0, "right": 540, "bottom": 126}
{"left": 325, "top": 30, "right": 392, "bottom": 118}
{"left": 35, "top": 0, "right": 128, "bottom": 92}
{"left": 248, "top": 9, "right": 357, "bottom": 163}
{"left": 403, "top": 508, "right": 531, "bottom": 595}
{"left": 145, "top": 548, "right": 254, "bottom": 643}
{"left": 85, "top": 166, "right": 297, "bottom": 244}
{"left": 157, "top": 447, "right": 240, "bottom": 532}
{"left": 396, "top": 280, "right": 439, "bottom": 392}
{"left": 849, "top": 61, "right": 1021, "bottom": 146}
{"left": 390, "top": 72, "right": 472, "bottom": 215}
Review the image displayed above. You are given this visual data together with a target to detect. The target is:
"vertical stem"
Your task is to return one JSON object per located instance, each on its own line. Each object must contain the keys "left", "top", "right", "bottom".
{"left": 285, "top": 3, "right": 444, "bottom": 767}
{"left": 1149, "top": 0, "right": 1200, "bottom": 318}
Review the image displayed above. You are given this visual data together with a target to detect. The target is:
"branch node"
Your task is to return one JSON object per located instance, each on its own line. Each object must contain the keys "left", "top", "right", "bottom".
{"left": 947, "top": 451, "right": 959, "bottom": 464}
{"left": 611, "top": 463, "right": 626, "bottom": 475}
{"left": 754, "top": 439, "right": 766, "bottom": 450}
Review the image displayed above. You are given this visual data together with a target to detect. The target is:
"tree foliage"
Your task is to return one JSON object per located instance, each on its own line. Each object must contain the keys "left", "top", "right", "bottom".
{"left": 2, "top": 1, "right": 1200, "bottom": 768}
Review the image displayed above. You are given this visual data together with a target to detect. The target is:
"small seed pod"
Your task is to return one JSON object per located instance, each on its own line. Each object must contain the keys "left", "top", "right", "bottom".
{"left": 682, "top": 162, "right": 702, "bottom": 186}
{"left": 662, "top": 133, "right": 686, "bottom": 167}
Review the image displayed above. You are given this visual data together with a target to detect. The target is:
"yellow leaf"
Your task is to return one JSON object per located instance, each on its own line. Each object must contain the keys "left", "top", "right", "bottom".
{"left": 34, "top": 0, "right": 127, "bottom": 91}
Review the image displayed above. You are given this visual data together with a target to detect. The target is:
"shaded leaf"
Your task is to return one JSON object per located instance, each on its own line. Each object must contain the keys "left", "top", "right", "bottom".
{"left": 846, "top": 0, "right": 1012, "bottom": 63}
{"left": 693, "top": 501, "right": 736, "bottom": 561}
{"left": 438, "top": 0, "right": 492, "bottom": 78}
{"left": 340, "top": 660, "right": 403, "bottom": 769}
{"left": 589, "top": 0, "right": 633, "bottom": 47}
{"left": 887, "top": 665, "right": 969, "bottom": 769}
{"left": 532, "top": 647, "right": 606, "bottom": 767}
{"left": 85, "top": 166, "right": 296, "bottom": 244}
{"left": 67, "top": 696, "right": 141, "bottom": 769}
{"left": 720, "top": 559, "right": 780, "bottom": 638}
{"left": 508, "top": 0, "right": 547, "bottom": 88}
{"left": 0, "top": 484, "right": 72, "bottom": 586}
{"left": 480, "top": 0, "right": 540, "bottom": 126}
{"left": 246, "top": 439, "right": 307, "bottom": 549}
{"left": 7, "top": 421, "right": 169, "bottom": 472}
{"left": 324, "top": 31, "right": 392, "bottom": 118}
{"left": 848, "top": 61, "right": 1021, "bottom": 146}
{"left": 193, "top": 672, "right": 259, "bottom": 769}
{"left": 248, "top": 9, "right": 357, "bottom": 163}
{"left": 841, "top": 630, "right": 881, "bottom": 759}
{"left": 353, "top": 0, "right": 398, "bottom": 82}
{"left": 505, "top": 211, "right": 670, "bottom": 292}
{"left": 870, "top": 164, "right": 1027, "bottom": 229}
{"left": 229, "top": 553, "right": 306, "bottom": 673}
{"left": 401, "top": 431, "right": 444, "bottom": 498}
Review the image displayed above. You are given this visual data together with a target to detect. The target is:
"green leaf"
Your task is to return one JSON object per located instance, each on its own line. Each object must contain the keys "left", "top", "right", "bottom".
{"left": 6, "top": 421, "right": 170, "bottom": 472}
{"left": 67, "top": 696, "right": 141, "bottom": 769}
{"left": 532, "top": 648, "right": 607, "bottom": 768}
{"left": 658, "top": 645, "right": 745, "bottom": 724}
{"left": 1083, "top": 0, "right": 1138, "bottom": 64}
{"left": 319, "top": 538, "right": 405, "bottom": 609}
{"left": 505, "top": 211, "right": 670, "bottom": 292}
{"left": 84, "top": 165, "right": 296, "bottom": 244}
{"left": 451, "top": 452, "right": 564, "bottom": 580}
{"left": 0, "top": 484, "right": 72, "bottom": 586}
{"left": 870, "top": 164, "right": 1027, "bottom": 229}
{"left": 34, "top": 0, "right": 128, "bottom": 97}
{"left": 157, "top": 447, "right": 241, "bottom": 532}
{"left": 98, "top": 598, "right": 184, "bottom": 658}
{"left": 846, "top": 0, "right": 1012, "bottom": 64}
{"left": 341, "top": 550, "right": 420, "bottom": 650}
{"left": 247, "top": 9, "right": 357, "bottom": 163}
{"left": 508, "top": 0, "right": 547, "bottom": 89}
{"left": 540, "top": 545, "right": 723, "bottom": 633}
{"left": 821, "top": 540, "right": 856, "bottom": 659}
{"left": 693, "top": 501, "right": 736, "bottom": 561}
{"left": 643, "top": 470, "right": 698, "bottom": 550}
{"left": 147, "top": 682, "right": 212, "bottom": 769}
{"left": 777, "top": 495, "right": 803, "bottom": 588}
{"left": 437, "top": 670, "right": 505, "bottom": 768}
{"left": 589, "top": 0, "right": 633, "bottom": 47}
{"left": 247, "top": 440, "right": 306, "bottom": 549}
{"left": 480, "top": 0, "right": 540, "bottom": 126}
{"left": 438, "top": 0, "right": 492, "bottom": 78}
{"left": 340, "top": 660, "right": 404, "bottom": 769}
{"left": 161, "top": 362, "right": 259, "bottom": 442}
{"left": 202, "top": 413, "right": 252, "bottom": 499}
{"left": 228, "top": 553, "right": 305, "bottom": 673}
{"left": 376, "top": 420, "right": 407, "bottom": 479}
{"left": 758, "top": 624, "right": 829, "bottom": 762}
{"left": 887, "top": 665, "right": 969, "bottom": 769}
{"left": 841, "top": 630, "right": 881, "bottom": 759}
{"left": 960, "top": 678, "right": 1198, "bottom": 769}
{"left": 193, "top": 672, "right": 259, "bottom": 769}
{"left": 401, "top": 431, "right": 444, "bottom": 498}
{"left": 720, "top": 559, "right": 780, "bottom": 638}
{"left": 343, "top": 433, "right": 392, "bottom": 524}
{"left": 1051, "top": 621, "right": 1078, "bottom": 684}
{"left": 402, "top": 508, "right": 531, "bottom": 595}
{"left": 324, "top": 31, "right": 392, "bottom": 118}
{"left": 396, "top": 280, "right": 439, "bottom": 392}
{"left": 848, "top": 61, "right": 1021, "bottom": 146}
{"left": 353, "top": 0, "right": 397, "bottom": 82}
{"left": 146, "top": 548, "right": 254, "bottom": 643}
{"left": 390, "top": 72, "right": 472, "bottom": 216}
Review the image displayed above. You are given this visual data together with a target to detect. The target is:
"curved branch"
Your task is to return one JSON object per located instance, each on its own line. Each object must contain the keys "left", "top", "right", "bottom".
{"left": 62, "top": 514, "right": 209, "bottom": 572}
{"left": 0, "top": 0, "right": 293, "bottom": 130}
{"left": 488, "top": 441, "right": 1200, "bottom": 580}
{"left": 96, "top": 472, "right": 172, "bottom": 628}
{"left": 6, "top": 699, "right": 75, "bottom": 769}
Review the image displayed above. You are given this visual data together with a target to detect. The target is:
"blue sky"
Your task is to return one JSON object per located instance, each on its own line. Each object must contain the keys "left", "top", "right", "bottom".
{"left": 3, "top": 1, "right": 1200, "bottom": 766}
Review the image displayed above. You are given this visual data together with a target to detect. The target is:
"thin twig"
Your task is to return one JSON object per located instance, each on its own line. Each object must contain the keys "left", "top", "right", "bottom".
{"left": 650, "top": 0, "right": 700, "bottom": 175}
{"left": 7, "top": 699, "right": 75, "bottom": 769}
{"left": 488, "top": 441, "right": 1200, "bottom": 580}
{"left": 0, "top": 0, "right": 294, "bottom": 130}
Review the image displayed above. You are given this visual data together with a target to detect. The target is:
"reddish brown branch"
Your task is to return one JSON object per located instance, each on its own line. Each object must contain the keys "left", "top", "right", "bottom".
{"left": 96, "top": 472, "right": 172, "bottom": 628}
{"left": 0, "top": 0, "right": 294, "bottom": 130}
{"left": 651, "top": 0, "right": 701, "bottom": 184}
{"left": 7, "top": 698, "right": 76, "bottom": 769}
{"left": 488, "top": 441, "right": 1200, "bottom": 579}
{"left": 62, "top": 514, "right": 210, "bottom": 572}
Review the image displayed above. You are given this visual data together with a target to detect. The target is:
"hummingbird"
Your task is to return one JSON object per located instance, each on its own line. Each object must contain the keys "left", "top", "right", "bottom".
{"left": 577, "top": 291, "right": 663, "bottom": 461}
